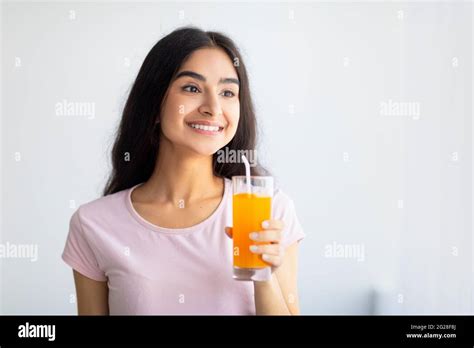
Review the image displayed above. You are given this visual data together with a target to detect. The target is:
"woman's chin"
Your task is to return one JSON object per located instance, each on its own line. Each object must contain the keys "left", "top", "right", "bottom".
{"left": 188, "top": 145, "right": 222, "bottom": 157}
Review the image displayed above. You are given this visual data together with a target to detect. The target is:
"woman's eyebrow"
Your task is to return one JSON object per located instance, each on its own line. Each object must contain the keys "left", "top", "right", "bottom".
{"left": 175, "top": 70, "right": 240, "bottom": 87}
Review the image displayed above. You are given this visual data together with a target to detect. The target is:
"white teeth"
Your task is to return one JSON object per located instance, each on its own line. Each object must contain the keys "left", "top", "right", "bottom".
{"left": 189, "top": 123, "right": 220, "bottom": 132}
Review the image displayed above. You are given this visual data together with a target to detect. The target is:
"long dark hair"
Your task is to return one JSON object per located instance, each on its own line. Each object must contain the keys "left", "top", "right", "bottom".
{"left": 103, "top": 26, "right": 268, "bottom": 196}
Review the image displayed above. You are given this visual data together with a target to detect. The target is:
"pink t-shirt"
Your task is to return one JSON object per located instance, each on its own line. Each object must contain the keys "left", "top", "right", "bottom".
{"left": 61, "top": 177, "right": 305, "bottom": 315}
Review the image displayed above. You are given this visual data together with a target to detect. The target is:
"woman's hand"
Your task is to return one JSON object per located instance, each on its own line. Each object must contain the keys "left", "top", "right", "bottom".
{"left": 224, "top": 219, "right": 285, "bottom": 272}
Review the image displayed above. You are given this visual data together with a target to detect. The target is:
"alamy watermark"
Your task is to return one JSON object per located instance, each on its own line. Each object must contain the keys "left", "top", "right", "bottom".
{"left": 380, "top": 99, "right": 420, "bottom": 120}
{"left": 324, "top": 241, "right": 365, "bottom": 262}
{"left": 216, "top": 148, "right": 257, "bottom": 167}
{"left": 18, "top": 322, "right": 55, "bottom": 341}
{"left": 55, "top": 99, "right": 95, "bottom": 119}
{"left": 0, "top": 242, "right": 38, "bottom": 262}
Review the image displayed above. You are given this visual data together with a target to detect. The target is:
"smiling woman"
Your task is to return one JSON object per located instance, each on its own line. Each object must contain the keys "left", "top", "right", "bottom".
{"left": 61, "top": 26, "right": 306, "bottom": 315}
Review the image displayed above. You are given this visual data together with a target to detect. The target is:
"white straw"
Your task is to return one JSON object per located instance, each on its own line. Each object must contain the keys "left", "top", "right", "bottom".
{"left": 241, "top": 155, "right": 251, "bottom": 194}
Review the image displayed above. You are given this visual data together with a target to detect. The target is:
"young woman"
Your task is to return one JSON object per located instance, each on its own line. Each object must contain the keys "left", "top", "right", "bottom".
{"left": 62, "top": 27, "right": 305, "bottom": 315}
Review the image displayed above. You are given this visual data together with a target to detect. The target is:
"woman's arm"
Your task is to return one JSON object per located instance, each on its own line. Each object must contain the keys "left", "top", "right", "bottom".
{"left": 253, "top": 242, "right": 301, "bottom": 315}
{"left": 73, "top": 270, "right": 109, "bottom": 315}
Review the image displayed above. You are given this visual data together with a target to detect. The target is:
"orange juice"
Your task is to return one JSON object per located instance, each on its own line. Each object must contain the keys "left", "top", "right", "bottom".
{"left": 233, "top": 192, "right": 272, "bottom": 268}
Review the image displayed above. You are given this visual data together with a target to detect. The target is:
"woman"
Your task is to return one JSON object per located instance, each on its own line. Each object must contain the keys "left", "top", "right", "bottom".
{"left": 62, "top": 26, "right": 305, "bottom": 315}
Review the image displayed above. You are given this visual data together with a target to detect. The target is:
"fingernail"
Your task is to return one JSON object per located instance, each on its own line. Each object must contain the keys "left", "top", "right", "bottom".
{"left": 249, "top": 245, "right": 259, "bottom": 252}
{"left": 262, "top": 254, "right": 270, "bottom": 261}
{"left": 262, "top": 221, "right": 270, "bottom": 229}
{"left": 249, "top": 232, "right": 258, "bottom": 240}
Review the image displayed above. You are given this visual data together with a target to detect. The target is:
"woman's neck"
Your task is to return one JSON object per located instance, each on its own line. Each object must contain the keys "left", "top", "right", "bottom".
{"left": 138, "top": 140, "right": 223, "bottom": 204}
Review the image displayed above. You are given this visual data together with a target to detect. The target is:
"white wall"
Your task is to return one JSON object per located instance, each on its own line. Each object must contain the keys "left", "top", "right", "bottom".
{"left": 1, "top": 1, "right": 472, "bottom": 314}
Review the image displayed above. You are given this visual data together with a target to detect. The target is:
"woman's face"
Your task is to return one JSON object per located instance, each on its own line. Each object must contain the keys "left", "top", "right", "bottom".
{"left": 159, "top": 47, "right": 240, "bottom": 156}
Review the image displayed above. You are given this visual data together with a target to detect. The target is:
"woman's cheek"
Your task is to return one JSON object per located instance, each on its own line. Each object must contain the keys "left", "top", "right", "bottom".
{"left": 168, "top": 94, "right": 190, "bottom": 120}
{"left": 226, "top": 121, "right": 238, "bottom": 139}
{"left": 159, "top": 109, "right": 186, "bottom": 142}
{"left": 227, "top": 110, "right": 240, "bottom": 137}
{"left": 161, "top": 95, "right": 191, "bottom": 127}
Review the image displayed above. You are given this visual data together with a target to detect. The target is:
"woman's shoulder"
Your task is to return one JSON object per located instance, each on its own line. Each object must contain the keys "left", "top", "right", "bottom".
{"left": 273, "top": 184, "right": 297, "bottom": 214}
{"left": 71, "top": 186, "right": 132, "bottom": 223}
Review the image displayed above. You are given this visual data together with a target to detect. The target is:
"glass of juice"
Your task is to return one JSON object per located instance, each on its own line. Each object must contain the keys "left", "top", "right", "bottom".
{"left": 232, "top": 176, "right": 273, "bottom": 281}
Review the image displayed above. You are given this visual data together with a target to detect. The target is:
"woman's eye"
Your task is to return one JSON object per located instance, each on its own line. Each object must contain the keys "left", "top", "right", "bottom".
{"left": 222, "top": 90, "right": 235, "bottom": 98}
{"left": 182, "top": 85, "right": 200, "bottom": 93}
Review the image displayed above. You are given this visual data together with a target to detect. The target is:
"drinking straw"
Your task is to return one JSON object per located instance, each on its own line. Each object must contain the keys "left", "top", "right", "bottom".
{"left": 241, "top": 155, "right": 251, "bottom": 195}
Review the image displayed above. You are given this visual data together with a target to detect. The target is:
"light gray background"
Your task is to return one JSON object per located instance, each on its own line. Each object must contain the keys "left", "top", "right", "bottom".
{"left": 1, "top": 1, "right": 472, "bottom": 314}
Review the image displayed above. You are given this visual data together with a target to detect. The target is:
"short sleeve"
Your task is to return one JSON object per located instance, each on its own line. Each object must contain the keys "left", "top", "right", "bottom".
{"left": 273, "top": 191, "right": 306, "bottom": 249}
{"left": 61, "top": 208, "right": 107, "bottom": 282}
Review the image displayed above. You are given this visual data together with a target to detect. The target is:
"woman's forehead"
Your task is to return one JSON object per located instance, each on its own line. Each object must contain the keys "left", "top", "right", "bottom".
{"left": 178, "top": 48, "right": 238, "bottom": 81}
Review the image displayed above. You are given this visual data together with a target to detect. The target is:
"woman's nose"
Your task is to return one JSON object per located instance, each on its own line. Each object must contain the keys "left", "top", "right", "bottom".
{"left": 199, "top": 94, "right": 223, "bottom": 117}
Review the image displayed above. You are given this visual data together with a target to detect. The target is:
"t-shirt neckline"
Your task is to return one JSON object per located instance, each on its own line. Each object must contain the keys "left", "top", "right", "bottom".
{"left": 125, "top": 177, "right": 230, "bottom": 235}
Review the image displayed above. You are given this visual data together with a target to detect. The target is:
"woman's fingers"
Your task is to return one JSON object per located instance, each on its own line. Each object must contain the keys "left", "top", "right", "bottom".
{"left": 248, "top": 219, "right": 285, "bottom": 243}
{"left": 227, "top": 220, "right": 285, "bottom": 243}
{"left": 261, "top": 254, "right": 283, "bottom": 267}
{"left": 244, "top": 219, "right": 286, "bottom": 269}
{"left": 249, "top": 229, "right": 281, "bottom": 243}
{"left": 261, "top": 219, "right": 285, "bottom": 231}
{"left": 249, "top": 243, "right": 282, "bottom": 256}
{"left": 224, "top": 226, "right": 233, "bottom": 239}
{"left": 249, "top": 244, "right": 283, "bottom": 267}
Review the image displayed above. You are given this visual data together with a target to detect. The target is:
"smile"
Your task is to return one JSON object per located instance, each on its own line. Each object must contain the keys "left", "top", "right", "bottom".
{"left": 186, "top": 123, "right": 224, "bottom": 135}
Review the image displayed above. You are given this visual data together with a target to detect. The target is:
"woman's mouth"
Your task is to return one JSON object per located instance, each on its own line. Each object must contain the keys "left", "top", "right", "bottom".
{"left": 186, "top": 122, "right": 224, "bottom": 135}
